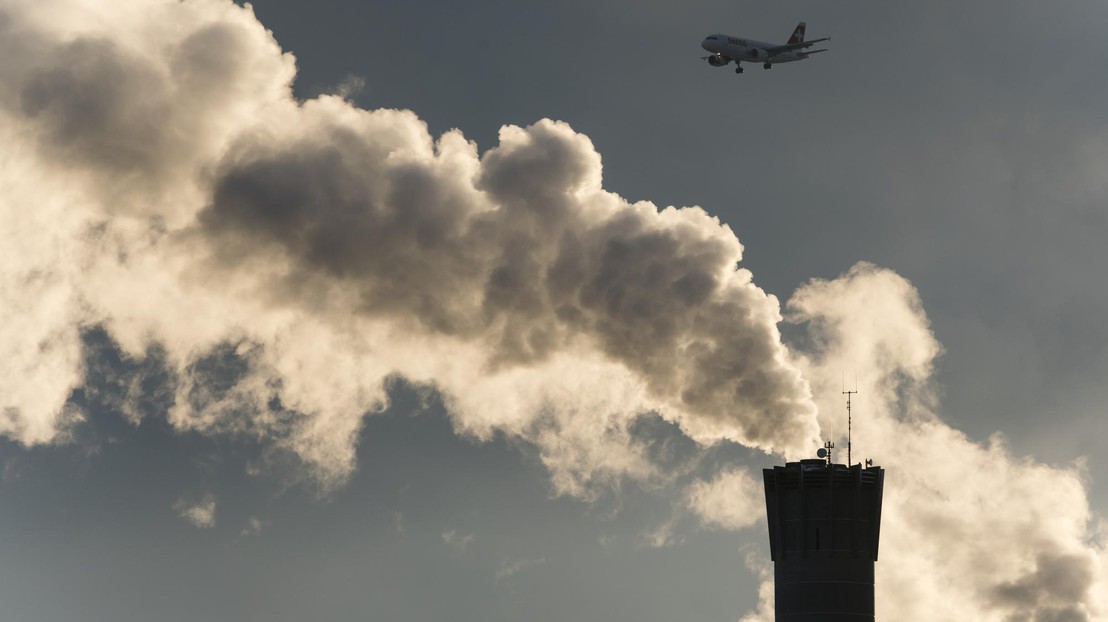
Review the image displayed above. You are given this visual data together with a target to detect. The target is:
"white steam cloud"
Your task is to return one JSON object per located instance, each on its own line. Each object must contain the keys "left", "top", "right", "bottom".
{"left": 699, "top": 264, "right": 1108, "bottom": 621}
{"left": 0, "top": 1, "right": 1105, "bottom": 619}
{"left": 686, "top": 468, "right": 764, "bottom": 531}
{"left": 175, "top": 492, "right": 217, "bottom": 529}
{"left": 0, "top": 0, "right": 818, "bottom": 494}
{"left": 778, "top": 263, "right": 1106, "bottom": 621}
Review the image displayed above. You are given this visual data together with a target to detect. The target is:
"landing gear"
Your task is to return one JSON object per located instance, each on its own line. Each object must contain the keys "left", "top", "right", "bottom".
{"left": 763, "top": 63, "right": 772, "bottom": 70}
{"left": 735, "top": 65, "right": 744, "bottom": 74}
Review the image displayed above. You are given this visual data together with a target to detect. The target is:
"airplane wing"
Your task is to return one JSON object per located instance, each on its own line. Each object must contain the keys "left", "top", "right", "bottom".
{"left": 765, "top": 37, "right": 830, "bottom": 56}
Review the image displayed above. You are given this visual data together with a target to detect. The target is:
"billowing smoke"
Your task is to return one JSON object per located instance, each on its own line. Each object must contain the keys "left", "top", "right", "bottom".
{"left": 817, "top": 266, "right": 1107, "bottom": 620}
{"left": 686, "top": 467, "right": 764, "bottom": 532}
{"left": 0, "top": 0, "right": 817, "bottom": 492}
{"left": 0, "top": 1, "right": 1105, "bottom": 619}
{"left": 708, "top": 263, "right": 1108, "bottom": 621}
{"left": 693, "top": 264, "right": 1108, "bottom": 620}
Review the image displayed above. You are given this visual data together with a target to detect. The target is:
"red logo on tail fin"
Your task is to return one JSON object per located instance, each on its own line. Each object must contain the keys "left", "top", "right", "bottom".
{"left": 788, "top": 22, "right": 806, "bottom": 44}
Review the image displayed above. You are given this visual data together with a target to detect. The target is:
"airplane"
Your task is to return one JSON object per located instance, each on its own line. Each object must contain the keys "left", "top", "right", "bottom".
{"left": 701, "top": 22, "right": 829, "bottom": 74}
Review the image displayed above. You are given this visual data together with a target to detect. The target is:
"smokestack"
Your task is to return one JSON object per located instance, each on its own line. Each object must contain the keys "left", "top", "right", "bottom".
{"left": 762, "top": 454, "right": 885, "bottom": 620}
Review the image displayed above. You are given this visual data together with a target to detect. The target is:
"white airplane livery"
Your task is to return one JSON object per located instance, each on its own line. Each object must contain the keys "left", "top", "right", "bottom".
{"left": 701, "top": 22, "right": 829, "bottom": 74}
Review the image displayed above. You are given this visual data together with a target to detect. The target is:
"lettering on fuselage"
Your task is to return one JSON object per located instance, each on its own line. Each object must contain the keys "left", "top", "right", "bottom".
{"left": 726, "top": 37, "right": 748, "bottom": 47}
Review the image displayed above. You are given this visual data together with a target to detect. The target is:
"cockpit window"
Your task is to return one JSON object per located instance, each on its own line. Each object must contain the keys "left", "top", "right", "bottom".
{"left": 707, "top": 36, "right": 718, "bottom": 40}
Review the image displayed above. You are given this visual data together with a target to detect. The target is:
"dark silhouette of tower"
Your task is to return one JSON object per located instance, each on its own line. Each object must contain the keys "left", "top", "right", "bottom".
{"left": 762, "top": 453, "right": 885, "bottom": 620}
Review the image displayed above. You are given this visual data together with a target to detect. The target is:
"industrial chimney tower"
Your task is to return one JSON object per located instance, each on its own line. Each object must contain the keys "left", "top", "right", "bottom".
{"left": 761, "top": 396, "right": 885, "bottom": 620}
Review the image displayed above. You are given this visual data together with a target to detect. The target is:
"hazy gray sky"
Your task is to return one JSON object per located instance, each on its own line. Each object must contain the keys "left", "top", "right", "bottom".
{"left": 1, "top": 0, "right": 1106, "bottom": 620}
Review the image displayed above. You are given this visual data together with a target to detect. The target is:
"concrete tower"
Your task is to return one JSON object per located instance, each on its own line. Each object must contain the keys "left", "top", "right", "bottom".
{"left": 762, "top": 455, "right": 885, "bottom": 620}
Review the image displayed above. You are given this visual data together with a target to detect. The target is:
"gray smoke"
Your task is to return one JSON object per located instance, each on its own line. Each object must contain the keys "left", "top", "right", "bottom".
{"left": 198, "top": 112, "right": 817, "bottom": 448}
{"left": 0, "top": 0, "right": 817, "bottom": 489}
{"left": 774, "top": 263, "right": 1107, "bottom": 622}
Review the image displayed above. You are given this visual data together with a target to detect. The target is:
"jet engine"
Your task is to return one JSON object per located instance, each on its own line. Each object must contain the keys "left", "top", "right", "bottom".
{"left": 707, "top": 54, "right": 730, "bottom": 67}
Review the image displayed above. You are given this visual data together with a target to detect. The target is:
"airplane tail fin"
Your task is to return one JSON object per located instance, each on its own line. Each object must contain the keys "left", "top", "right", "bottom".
{"left": 787, "top": 22, "right": 806, "bottom": 44}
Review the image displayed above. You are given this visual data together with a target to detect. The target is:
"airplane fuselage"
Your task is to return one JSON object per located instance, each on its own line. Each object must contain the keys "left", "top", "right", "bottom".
{"left": 701, "top": 34, "right": 808, "bottom": 65}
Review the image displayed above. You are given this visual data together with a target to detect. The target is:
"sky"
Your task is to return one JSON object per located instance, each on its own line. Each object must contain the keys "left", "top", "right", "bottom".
{"left": 0, "top": 0, "right": 1107, "bottom": 620}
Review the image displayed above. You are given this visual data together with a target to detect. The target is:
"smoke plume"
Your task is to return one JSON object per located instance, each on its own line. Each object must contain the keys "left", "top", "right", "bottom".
{"left": 0, "top": 0, "right": 816, "bottom": 492}
{"left": 782, "top": 264, "right": 1106, "bottom": 621}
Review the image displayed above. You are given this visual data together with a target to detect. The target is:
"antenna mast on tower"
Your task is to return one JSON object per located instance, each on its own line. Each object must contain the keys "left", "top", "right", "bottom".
{"left": 843, "top": 387, "right": 858, "bottom": 466}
